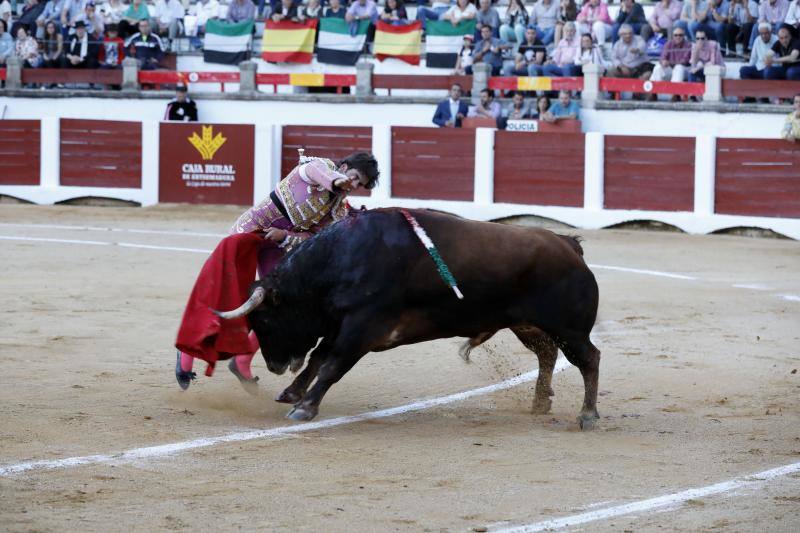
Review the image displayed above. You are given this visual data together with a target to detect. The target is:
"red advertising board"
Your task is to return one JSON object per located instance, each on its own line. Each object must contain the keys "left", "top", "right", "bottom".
{"left": 159, "top": 122, "right": 254, "bottom": 204}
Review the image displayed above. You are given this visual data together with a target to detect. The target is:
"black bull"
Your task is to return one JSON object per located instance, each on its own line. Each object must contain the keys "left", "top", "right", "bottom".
{"left": 219, "top": 208, "right": 601, "bottom": 430}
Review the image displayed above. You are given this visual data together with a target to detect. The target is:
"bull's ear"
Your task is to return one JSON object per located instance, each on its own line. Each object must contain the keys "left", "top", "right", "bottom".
{"left": 267, "top": 287, "right": 280, "bottom": 306}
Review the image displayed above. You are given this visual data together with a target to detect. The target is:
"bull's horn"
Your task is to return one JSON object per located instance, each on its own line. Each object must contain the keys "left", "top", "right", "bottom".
{"left": 212, "top": 287, "right": 266, "bottom": 320}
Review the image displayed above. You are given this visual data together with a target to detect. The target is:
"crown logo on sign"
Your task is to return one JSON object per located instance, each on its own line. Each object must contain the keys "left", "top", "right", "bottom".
{"left": 188, "top": 125, "right": 227, "bottom": 161}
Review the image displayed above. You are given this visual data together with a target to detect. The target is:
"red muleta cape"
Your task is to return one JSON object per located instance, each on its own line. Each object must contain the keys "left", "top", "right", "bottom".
{"left": 175, "top": 233, "right": 263, "bottom": 376}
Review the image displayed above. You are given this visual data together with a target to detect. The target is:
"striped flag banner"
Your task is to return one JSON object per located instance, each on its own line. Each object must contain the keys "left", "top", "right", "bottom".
{"left": 261, "top": 19, "right": 318, "bottom": 64}
{"left": 203, "top": 19, "right": 253, "bottom": 65}
{"left": 425, "top": 20, "right": 476, "bottom": 69}
{"left": 317, "top": 18, "right": 369, "bottom": 66}
{"left": 374, "top": 21, "right": 422, "bottom": 65}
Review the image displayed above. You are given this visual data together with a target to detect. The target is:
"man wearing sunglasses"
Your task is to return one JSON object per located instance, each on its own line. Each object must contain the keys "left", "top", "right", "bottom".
{"left": 688, "top": 28, "right": 725, "bottom": 82}
{"left": 650, "top": 27, "right": 693, "bottom": 85}
{"left": 176, "top": 151, "right": 380, "bottom": 393}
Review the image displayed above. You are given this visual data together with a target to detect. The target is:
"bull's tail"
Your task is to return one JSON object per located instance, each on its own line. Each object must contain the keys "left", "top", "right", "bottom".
{"left": 558, "top": 235, "right": 584, "bottom": 256}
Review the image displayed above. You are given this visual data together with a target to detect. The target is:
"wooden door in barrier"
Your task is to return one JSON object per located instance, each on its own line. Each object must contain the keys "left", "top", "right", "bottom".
{"left": 60, "top": 119, "right": 142, "bottom": 188}
{"left": 281, "top": 126, "right": 372, "bottom": 197}
{"left": 604, "top": 135, "right": 695, "bottom": 212}
{"left": 391, "top": 127, "right": 475, "bottom": 201}
{"left": 494, "top": 132, "right": 585, "bottom": 207}
{"left": 0, "top": 120, "right": 40, "bottom": 186}
{"left": 715, "top": 139, "right": 800, "bottom": 218}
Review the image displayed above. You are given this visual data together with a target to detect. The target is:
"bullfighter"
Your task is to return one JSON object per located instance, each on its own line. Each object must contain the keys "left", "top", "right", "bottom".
{"left": 174, "top": 151, "right": 380, "bottom": 394}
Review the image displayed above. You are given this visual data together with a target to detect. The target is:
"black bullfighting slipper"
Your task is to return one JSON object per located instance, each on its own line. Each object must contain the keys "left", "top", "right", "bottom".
{"left": 228, "top": 358, "right": 260, "bottom": 396}
{"left": 175, "top": 350, "right": 196, "bottom": 391}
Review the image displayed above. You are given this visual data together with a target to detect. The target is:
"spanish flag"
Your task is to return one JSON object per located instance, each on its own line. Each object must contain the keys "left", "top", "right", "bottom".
{"left": 261, "top": 19, "right": 317, "bottom": 64}
{"left": 374, "top": 21, "right": 422, "bottom": 66}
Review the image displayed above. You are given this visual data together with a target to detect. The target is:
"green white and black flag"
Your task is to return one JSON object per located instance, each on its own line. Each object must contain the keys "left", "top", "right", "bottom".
{"left": 425, "top": 20, "right": 476, "bottom": 69}
{"left": 316, "top": 18, "right": 369, "bottom": 66}
{"left": 203, "top": 19, "right": 253, "bottom": 65}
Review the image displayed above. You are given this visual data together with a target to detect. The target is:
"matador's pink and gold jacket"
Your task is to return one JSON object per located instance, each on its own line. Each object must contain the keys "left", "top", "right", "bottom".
{"left": 231, "top": 158, "right": 350, "bottom": 249}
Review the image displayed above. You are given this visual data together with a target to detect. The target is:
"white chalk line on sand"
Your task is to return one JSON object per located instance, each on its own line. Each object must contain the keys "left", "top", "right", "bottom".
{"left": 0, "top": 359, "right": 570, "bottom": 477}
{"left": 3, "top": 227, "right": 800, "bottom": 528}
{"left": 0, "top": 235, "right": 213, "bottom": 255}
{"left": 492, "top": 460, "right": 800, "bottom": 532}
{"left": 0, "top": 222, "right": 225, "bottom": 238}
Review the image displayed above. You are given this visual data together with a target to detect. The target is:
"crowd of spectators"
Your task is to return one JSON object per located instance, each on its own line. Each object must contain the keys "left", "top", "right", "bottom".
{"left": 433, "top": 81, "right": 579, "bottom": 128}
{"left": 1, "top": 0, "right": 799, "bottom": 90}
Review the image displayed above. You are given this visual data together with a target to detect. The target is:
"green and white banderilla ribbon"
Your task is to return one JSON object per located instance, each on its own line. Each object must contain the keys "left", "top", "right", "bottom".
{"left": 400, "top": 209, "right": 464, "bottom": 300}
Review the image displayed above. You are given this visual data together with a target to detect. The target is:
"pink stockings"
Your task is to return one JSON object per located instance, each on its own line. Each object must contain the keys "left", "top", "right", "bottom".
{"left": 179, "top": 331, "right": 258, "bottom": 380}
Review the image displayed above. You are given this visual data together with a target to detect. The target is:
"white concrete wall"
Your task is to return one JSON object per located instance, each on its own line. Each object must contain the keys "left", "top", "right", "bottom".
{"left": 0, "top": 97, "right": 437, "bottom": 128}
{"left": 581, "top": 109, "right": 786, "bottom": 139}
{"left": 0, "top": 96, "right": 788, "bottom": 139}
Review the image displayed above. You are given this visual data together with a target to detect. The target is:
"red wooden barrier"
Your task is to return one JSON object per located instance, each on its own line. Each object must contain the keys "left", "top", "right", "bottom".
{"left": 0, "top": 120, "right": 40, "bottom": 186}
{"left": 391, "top": 127, "right": 474, "bottom": 201}
{"left": 722, "top": 80, "right": 800, "bottom": 100}
{"left": 599, "top": 78, "right": 704, "bottom": 96}
{"left": 281, "top": 125, "right": 372, "bottom": 196}
{"left": 494, "top": 132, "right": 584, "bottom": 207}
{"left": 60, "top": 119, "right": 141, "bottom": 188}
{"left": 488, "top": 77, "right": 583, "bottom": 92}
{"left": 22, "top": 68, "right": 122, "bottom": 85}
{"left": 373, "top": 74, "right": 473, "bottom": 95}
{"left": 715, "top": 138, "right": 800, "bottom": 218}
{"left": 604, "top": 135, "right": 695, "bottom": 211}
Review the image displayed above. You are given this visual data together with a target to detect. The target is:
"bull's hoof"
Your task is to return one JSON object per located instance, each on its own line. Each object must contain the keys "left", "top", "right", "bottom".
{"left": 274, "top": 388, "right": 302, "bottom": 404}
{"left": 578, "top": 411, "right": 600, "bottom": 431}
{"left": 531, "top": 397, "right": 552, "bottom": 415}
{"left": 286, "top": 406, "right": 317, "bottom": 422}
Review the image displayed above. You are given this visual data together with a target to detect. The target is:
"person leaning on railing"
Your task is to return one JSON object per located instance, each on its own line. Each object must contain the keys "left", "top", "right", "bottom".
{"left": 543, "top": 90, "right": 580, "bottom": 122}
{"left": 781, "top": 93, "right": 800, "bottom": 142}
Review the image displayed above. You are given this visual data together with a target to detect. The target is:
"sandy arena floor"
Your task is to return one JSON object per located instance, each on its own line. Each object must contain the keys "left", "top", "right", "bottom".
{"left": 0, "top": 204, "right": 799, "bottom": 532}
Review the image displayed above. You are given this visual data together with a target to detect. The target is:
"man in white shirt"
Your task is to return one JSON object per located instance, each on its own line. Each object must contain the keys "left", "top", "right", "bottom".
{"left": 186, "top": 0, "right": 218, "bottom": 49}
{"left": 154, "top": 0, "right": 185, "bottom": 49}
